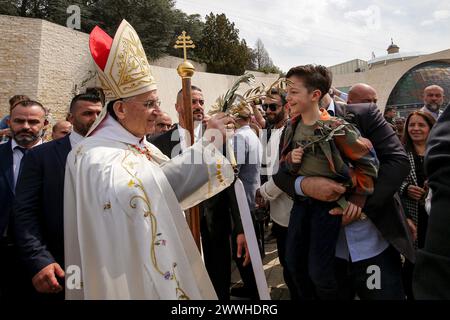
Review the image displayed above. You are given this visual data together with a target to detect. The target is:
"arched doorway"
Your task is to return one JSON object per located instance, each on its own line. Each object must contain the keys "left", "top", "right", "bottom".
{"left": 386, "top": 61, "right": 450, "bottom": 117}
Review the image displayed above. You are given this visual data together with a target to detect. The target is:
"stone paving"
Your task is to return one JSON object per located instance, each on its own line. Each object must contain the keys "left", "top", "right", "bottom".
{"left": 230, "top": 223, "right": 290, "bottom": 300}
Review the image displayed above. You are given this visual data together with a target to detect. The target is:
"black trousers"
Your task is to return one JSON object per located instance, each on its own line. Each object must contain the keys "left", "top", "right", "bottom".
{"left": 200, "top": 200, "right": 233, "bottom": 301}
{"left": 272, "top": 221, "right": 299, "bottom": 300}
{"left": 0, "top": 243, "right": 34, "bottom": 300}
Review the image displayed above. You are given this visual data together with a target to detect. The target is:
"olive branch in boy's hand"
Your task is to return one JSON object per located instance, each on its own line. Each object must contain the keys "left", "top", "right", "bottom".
{"left": 297, "top": 122, "right": 348, "bottom": 152}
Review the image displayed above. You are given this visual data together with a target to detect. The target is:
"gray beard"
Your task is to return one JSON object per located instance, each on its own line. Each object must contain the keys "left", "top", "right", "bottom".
{"left": 426, "top": 103, "right": 441, "bottom": 112}
{"left": 12, "top": 130, "right": 42, "bottom": 146}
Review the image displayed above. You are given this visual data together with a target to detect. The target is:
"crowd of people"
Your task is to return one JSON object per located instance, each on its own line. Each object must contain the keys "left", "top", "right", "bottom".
{"left": 1, "top": 20, "right": 449, "bottom": 301}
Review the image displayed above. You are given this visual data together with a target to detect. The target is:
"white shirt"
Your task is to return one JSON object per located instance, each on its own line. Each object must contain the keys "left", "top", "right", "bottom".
{"left": 11, "top": 138, "right": 43, "bottom": 188}
{"left": 69, "top": 130, "right": 84, "bottom": 148}
{"left": 260, "top": 127, "right": 292, "bottom": 227}
{"left": 234, "top": 125, "right": 262, "bottom": 166}
{"left": 178, "top": 122, "right": 202, "bottom": 152}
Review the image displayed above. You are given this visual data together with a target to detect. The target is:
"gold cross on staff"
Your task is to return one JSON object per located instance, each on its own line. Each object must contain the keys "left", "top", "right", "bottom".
{"left": 174, "top": 31, "right": 195, "bottom": 61}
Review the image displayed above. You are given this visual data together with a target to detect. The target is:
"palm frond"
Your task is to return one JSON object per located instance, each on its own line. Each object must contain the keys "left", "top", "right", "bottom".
{"left": 221, "top": 73, "right": 255, "bottom": 112}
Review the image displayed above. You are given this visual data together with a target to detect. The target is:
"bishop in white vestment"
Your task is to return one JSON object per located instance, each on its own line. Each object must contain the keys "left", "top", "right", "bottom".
{"left": 64, "top": 20, "right": 234, "bottom": 300}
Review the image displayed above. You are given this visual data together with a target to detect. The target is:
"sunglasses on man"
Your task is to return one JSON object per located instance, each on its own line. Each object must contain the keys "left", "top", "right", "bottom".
{"left": 261, "top": 103, "right": 279, "bottom": 112}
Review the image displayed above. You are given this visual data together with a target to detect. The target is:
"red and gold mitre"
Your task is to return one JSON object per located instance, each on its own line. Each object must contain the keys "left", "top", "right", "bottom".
{"left": 89, "top": 19, "right": 157, "bottom": 100}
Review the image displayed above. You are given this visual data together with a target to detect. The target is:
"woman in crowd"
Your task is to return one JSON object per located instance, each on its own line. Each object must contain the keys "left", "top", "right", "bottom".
{"left": 399, "top": 110, "right": 436, "bottom": 300}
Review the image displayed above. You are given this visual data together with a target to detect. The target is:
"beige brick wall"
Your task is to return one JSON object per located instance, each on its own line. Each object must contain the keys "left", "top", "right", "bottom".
{"left": 37, "top": 20, "right": 96, "bottom": 122}
{"left": 0, "top": 15, "right": 42, "bottom": 117}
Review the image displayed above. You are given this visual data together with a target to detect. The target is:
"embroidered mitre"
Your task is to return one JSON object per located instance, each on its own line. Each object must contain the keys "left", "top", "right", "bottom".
{"left": 89, "top": 19, "right": 157, "bottom": 100}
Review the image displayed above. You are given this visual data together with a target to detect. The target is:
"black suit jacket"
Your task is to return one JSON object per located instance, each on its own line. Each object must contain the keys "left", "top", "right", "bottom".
{"left": 414, "top": 104, "right": 450, "bottom": 299}
{"left": 273, "top": 102, "right": 415, "bottom": 262}
{"left": 13, "top": 135, "right": 71, "bottom": 277}
{"left": 0, "top": 140, "right": 14, "bottom": 237}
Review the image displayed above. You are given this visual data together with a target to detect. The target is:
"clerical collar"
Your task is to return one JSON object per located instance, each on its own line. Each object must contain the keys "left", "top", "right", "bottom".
{"left": 92, "top": 114, "right": 145, "bottom": 147}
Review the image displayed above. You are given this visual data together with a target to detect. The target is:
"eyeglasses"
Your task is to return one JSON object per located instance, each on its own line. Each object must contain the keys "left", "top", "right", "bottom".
{"left": 262, "top": 103, "right": 279, "bottom": 112}
{"left": 192, "top": 99, "right": 205, "bottom": 106}
{"left": 142, "top": 100, "right": 161, "bottom": 109}
{"left": 124, "top": 98, "right": 161, "bottom": 109}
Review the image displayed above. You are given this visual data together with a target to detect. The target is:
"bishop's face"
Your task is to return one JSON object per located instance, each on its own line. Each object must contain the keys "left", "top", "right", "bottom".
{"left": 120, "top": 90, "right": 162, "bottom": 138}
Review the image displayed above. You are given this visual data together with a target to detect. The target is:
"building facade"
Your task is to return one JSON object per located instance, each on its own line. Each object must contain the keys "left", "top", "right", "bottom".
{"left": 330, "top": 41, "right": 450, "bottom": 114}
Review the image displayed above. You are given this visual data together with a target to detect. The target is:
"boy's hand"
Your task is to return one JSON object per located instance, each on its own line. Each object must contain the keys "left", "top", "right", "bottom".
{"left": 330, "top": 202, "right": 363, "bottom": 226}
{"left": 291, "top": 146, "right": 304, "bottom": 164}
{"left": 342, "top": 202, "right": 362, "bottom": 220}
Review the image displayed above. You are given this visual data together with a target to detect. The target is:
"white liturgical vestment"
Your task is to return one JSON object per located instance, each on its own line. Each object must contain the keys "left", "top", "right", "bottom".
{"left": 64, "top": 115, "right": 234, "bottom": 300}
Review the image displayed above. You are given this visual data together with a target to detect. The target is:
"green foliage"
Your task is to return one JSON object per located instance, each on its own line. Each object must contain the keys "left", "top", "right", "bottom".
{"left": 197, "top": 13, "right": 253, "bottom": 75}
{"left": 85, "top": 0, "right": 178, "bottom": 59}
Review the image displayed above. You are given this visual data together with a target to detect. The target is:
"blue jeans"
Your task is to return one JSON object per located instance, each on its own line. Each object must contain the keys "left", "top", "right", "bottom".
{"left": 286, "top": 199, "right": 341, "bottom": 300}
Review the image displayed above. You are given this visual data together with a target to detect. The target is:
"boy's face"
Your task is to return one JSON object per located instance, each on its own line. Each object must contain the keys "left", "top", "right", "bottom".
{"left": 286, "top": 75, "right": 321, "bottom": 116}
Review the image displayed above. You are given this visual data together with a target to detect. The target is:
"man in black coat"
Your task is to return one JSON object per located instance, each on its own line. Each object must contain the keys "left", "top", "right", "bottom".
{"left": 413, "top": 104, "right": 450, "bottom": 299}
{"left": 13, "top": 92, "right": 102, "bottom": 298}
{"left": 0, "top": 100, "right": 48, "bottom": 299}
{"left": 273, "top": 79, "right": 413, "bottom": 299}
{"left": 151, "top": 86, "right": 249, "bottom": 300}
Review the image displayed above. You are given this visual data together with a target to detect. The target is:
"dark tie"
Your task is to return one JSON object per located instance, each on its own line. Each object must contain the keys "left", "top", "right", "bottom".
{"left": 328, "top": 109, "right": 335, "bottom": 117}
{"left": 15, "top": 146, "right": 29, "bottom": 186}
{"left": 15, "top": 146, "right": 28, "bottom": 155}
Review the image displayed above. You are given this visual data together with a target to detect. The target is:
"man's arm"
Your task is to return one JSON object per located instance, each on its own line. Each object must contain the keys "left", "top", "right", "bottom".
{"left": 357, "top": 104, "right": 409, "bottom": 216}
{"left": 161, "top": 138, "right": 235, "bottom": 210}
{"left": 13, "top": 151, "right": 56, "bottom": 278}
{"left": 333, "top": 122, "right": 379, "bottom": 208}
{"left": 251, "top": 104, "right": 266, "bottom": 129}
{"left": 271, "top": 170, "right": 345, "bottom": 202}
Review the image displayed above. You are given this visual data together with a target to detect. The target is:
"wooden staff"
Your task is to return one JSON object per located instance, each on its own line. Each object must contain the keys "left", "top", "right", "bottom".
{"left": 174, "top": 31, "right": 201, "bottom": 250}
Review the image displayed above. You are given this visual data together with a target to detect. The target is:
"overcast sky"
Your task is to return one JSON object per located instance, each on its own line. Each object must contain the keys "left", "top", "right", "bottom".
{"left": 175, "top": 0, "right": 450, "bottom": 72}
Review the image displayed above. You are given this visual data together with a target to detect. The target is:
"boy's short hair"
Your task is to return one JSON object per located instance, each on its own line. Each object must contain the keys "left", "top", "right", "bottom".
{"left": 286, "top": 65, "right": 332, "bottom": 100}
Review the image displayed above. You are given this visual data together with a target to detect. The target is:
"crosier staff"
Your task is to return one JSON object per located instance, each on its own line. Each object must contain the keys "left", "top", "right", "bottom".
{"left": 174, "top": 31, "right": 201, "bottom": 250}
